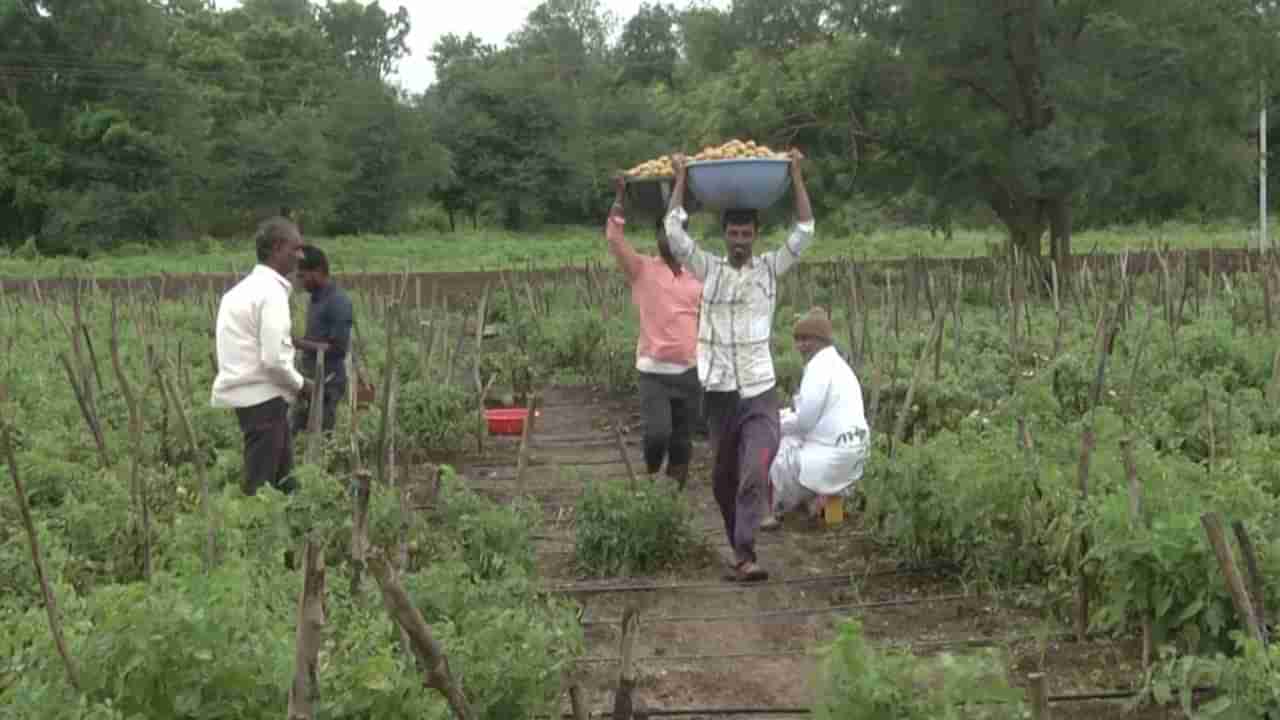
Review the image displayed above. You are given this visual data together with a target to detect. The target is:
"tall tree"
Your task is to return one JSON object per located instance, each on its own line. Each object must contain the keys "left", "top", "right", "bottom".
{"left": 617, "top": 2, "right": 679, "bottom": 87}
{"left": 678, "top": 6, "right": 739, "bottom": 75}
{"left": 319, "top": 1, "right": 410, "bottom": 79}
{"left": 327, "top": 79, "right": 447, "bottom": 235}
{"left": 510, "top": 0, "right": 613, "bottom": 86}
{"left": 853, "top": 0, "right": 1275, "bottom": 261}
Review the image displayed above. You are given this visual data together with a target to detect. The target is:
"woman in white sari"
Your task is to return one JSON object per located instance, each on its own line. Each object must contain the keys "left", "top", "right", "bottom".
{"left": 763, "top": 308, "right": 870, "bottom": 528}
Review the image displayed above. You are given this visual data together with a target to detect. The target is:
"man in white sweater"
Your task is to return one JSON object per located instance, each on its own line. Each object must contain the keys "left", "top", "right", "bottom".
{"left": 211, "top": 216, "right": 312, "bottom": 495}
{"left": 764, "top": 307, "right": 870, "bottom": 528}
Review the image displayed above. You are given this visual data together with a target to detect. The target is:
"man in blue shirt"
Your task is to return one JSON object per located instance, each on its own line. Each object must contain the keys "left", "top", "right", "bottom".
{"left": 292, "top": 245, "right": 354, "bottom": 435}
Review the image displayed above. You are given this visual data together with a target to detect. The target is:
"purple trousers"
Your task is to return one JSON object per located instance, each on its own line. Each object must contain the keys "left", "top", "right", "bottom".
{"left": 705, "top": 388, "right": 780, "bottom": 565}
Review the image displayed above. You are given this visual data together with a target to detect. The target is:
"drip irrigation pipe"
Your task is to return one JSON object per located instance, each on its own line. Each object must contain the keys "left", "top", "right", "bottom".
{"left": 542, "top": 565, "right": 953, "bottom": 596}
{"left": 579, "top": 590, "right": 1009, "bottom": 627}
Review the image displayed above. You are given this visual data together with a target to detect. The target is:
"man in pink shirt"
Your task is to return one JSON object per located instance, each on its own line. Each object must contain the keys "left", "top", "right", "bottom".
{"left": 606, "top": 176, "right": 704, "bottom": 488}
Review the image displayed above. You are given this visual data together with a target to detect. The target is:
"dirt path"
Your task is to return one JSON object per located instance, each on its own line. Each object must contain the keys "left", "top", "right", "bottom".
{"left": 456, "top": 385, "right": 1181, "bottom": 719}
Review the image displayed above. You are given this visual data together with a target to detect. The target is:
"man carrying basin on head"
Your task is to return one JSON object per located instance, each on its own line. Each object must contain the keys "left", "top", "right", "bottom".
{"left": 605, "top": 175, "right": 704, "bottom": 488}
{"left": 762, "top": 307, "right": 870, "bottom": 530}
{"left": 664, "top": 149, "right": 815, "bottom": 583}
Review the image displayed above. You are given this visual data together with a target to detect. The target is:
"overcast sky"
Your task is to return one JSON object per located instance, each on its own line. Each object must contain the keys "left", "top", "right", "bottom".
{"left": 215, "top": 1, "right": 727, "bottom": 93}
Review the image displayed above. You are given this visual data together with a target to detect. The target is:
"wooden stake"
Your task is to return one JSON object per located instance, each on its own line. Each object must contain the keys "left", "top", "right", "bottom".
{"left": 349, "top": 470, "right": 373, "bottom": 596}
{"left": 1231, "top": 520, "right": 1268, "bottom": 643}
{"left": 516, "top": 392, "right": 539, "bottom": 496}
{"left": 1205, "top": 387, "right": 1216, "bottom": 473}
{"left": 472, "top": 282, "right": 490, "bottom": 395}
{"left": 369, "top": 553, "right": 474, "bottom": 720}
{"left": 287, "top": 538, "right": 326, "bottom": 720}
{"left": 80, "top": 324, "right": 105, "bottom": 397}
{"left": 1029, "top": 672, "right": 1050, "bottom": 720}
{"left": 569, "top": 684, "right": 589, "bottom": 720}
{"left": 59, "top": 352, "right": 109, "bottom": 468}
{"left": 157, "top": 365, "right": 215, "bottom": 572}
{"left": 421, "top": 284, "right": 438, "bottom": 380}
{"left": 475, "top": 372, "right": 496, "bottom": 456}
{"left": 844, "top": 263, "right": 859, "bottom": 367}
{"left": 612, "top": 606, "right": 641, "bottom": 720}
{"left": 1074, "top": 427, "right": 1095, "bottom": 643}
{"left": 3, "top": 423, "right": 82, "bottom": 692}
{"left": 1262, "top": 264, "right": 1274, "bottom": 332}
{"left": 932, "top": 313, "right": 946, "bottom": 381}
{"left": 1121, "top": 437, "right": 1151, "bottom": 668}
{"left": 860, "top": 268, "right": 873, "bottom": 368}
{"left": 375, "top": 311, "right": 398, "bottom": 490}
{"left": 1051, "top": 261, "right": 1065, "bottom": 359}
{"left": 891, "top": 313, "right": 943, "bottom": 455}
{"left": 109, "top": 299, "right": 151, "bottom": 581}
{"left": 615, "top": 423, "right": 638, "bottom": 490}
{"left": 1201, "top": 512, "right": 1266, "bottom": 645}
{"left": 304, "top": 351, "right": 326, "bottom": 467}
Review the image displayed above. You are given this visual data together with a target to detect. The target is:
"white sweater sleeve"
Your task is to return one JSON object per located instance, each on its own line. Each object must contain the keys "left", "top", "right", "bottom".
{"left": 259, "top": 291, "right": 304, "bottom": 394}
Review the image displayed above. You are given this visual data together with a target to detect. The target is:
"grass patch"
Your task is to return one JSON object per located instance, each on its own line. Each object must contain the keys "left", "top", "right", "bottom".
{"left": 0, "top": 219, "right": 1256, "bottom": 278}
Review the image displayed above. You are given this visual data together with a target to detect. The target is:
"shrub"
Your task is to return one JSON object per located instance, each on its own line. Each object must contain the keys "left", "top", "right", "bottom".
{"left": 395, "top": 381, "right": 474, "bottom": 456}
{"left": 574, "top": 477, "right": 699, "bottom": 576}
{"left": 1145, "top": 639, "right": 1280, "bottom": 718}
{"left": 817, "top": 619, "right": 1025, "bottom": 720}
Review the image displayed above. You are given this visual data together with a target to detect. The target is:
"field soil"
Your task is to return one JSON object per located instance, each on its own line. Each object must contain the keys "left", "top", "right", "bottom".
{"left": 423, "top": 385, "right": 1188, "bottom": 719}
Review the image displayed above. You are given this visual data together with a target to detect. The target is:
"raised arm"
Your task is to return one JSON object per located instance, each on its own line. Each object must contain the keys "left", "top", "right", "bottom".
{"left": 663, "top": 154, "right": 713, "bottom": 281}
{"left": 606, "top": 175, "right": 644, "bottom": 282}
{"left": 766, "top": 148, "right": 816, "bottom": 278}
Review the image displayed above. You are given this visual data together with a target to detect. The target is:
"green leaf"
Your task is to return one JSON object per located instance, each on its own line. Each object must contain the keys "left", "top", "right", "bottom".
{"left": 1197, "top": 696, "right": 1233, "bottom": 716}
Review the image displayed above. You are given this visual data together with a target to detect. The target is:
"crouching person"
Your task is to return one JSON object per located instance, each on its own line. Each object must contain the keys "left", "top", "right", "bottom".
{"left": 764, "top": 308, "right": 870, "bottom": 528}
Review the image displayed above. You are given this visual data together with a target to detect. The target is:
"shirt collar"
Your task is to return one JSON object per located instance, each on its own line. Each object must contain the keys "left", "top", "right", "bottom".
{"left": 310, "top": 282, "right": 335, "bottom": 302}
{"left": 253, "top": 264, "right": 292, "bottom": 292}
{"left": 808, "top": 345, "right": 836, "bottom": 366}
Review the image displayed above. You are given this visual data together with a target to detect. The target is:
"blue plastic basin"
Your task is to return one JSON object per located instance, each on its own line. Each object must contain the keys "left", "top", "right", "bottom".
{"left": 686, "top": 158, "right": 792, "bottom": 210}
{"left": 624, "top": 176, "right": 701, "bottom": 218}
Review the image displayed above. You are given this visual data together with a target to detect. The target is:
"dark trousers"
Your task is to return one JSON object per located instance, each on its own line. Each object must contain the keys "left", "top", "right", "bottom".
{"left": 291, "top": 381, "right": 345, "bottom": 436}
{"left": 235, "top": 397, "right": 295, "bottom": 495}
{"left": 638, "top": 369, "right": 700, "bottom": 474}
{"left": 705, "top": 388, "right": 780, "bottom": 565}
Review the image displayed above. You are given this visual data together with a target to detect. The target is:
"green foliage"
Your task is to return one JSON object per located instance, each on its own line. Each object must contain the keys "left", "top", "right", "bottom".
{"left": 403, "top": 561, "right": 582, "bottom": 720}
{"left": 816, "top": 618, "right": 1025, "bottom": 719}
{"left": 428, "top": 475, "right": 538, "bottom": 581}
{"left": 394, "top": 380, "right": 473, "bottom": 456}
{"left": 861, "top": 422, "right": 1064, "bottom": 586}
{"left": 0, "top": 457, "right": 580, "bottom": 719}
{"left": 0, "top": 222, "right": 1258, "bottom": 278}
{"left": 6, "top": 0, "right": 1280, "bottom": 251}
{"left": 1145, "top": 638, "right": 1280, "bottom": 719}
{"left": 76, "top": 563, "right": 294, "bottom": 720}
{"left": 574, "top": 477, "right": 699, "bottom": 576}
{"left": 0, "top": 0, "right": 445, "bottom": 250}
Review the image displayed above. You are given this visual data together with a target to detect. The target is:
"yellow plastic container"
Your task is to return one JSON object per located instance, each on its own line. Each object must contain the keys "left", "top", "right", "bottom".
{"left": 822, "top": 496, "right": 845, "bottom": 526}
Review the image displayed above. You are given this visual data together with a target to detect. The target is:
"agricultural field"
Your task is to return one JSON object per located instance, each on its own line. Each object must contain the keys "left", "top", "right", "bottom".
{"left": 0, "top": 219, "right": 1259, "bottom": 280}
{"left": 3, "top": 248, "right": 1280, "bottom": 719}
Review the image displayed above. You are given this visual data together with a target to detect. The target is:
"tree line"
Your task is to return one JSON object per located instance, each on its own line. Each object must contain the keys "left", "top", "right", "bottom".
{"left": 2, "top": 0, "right": 1279, "bottom": 258}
